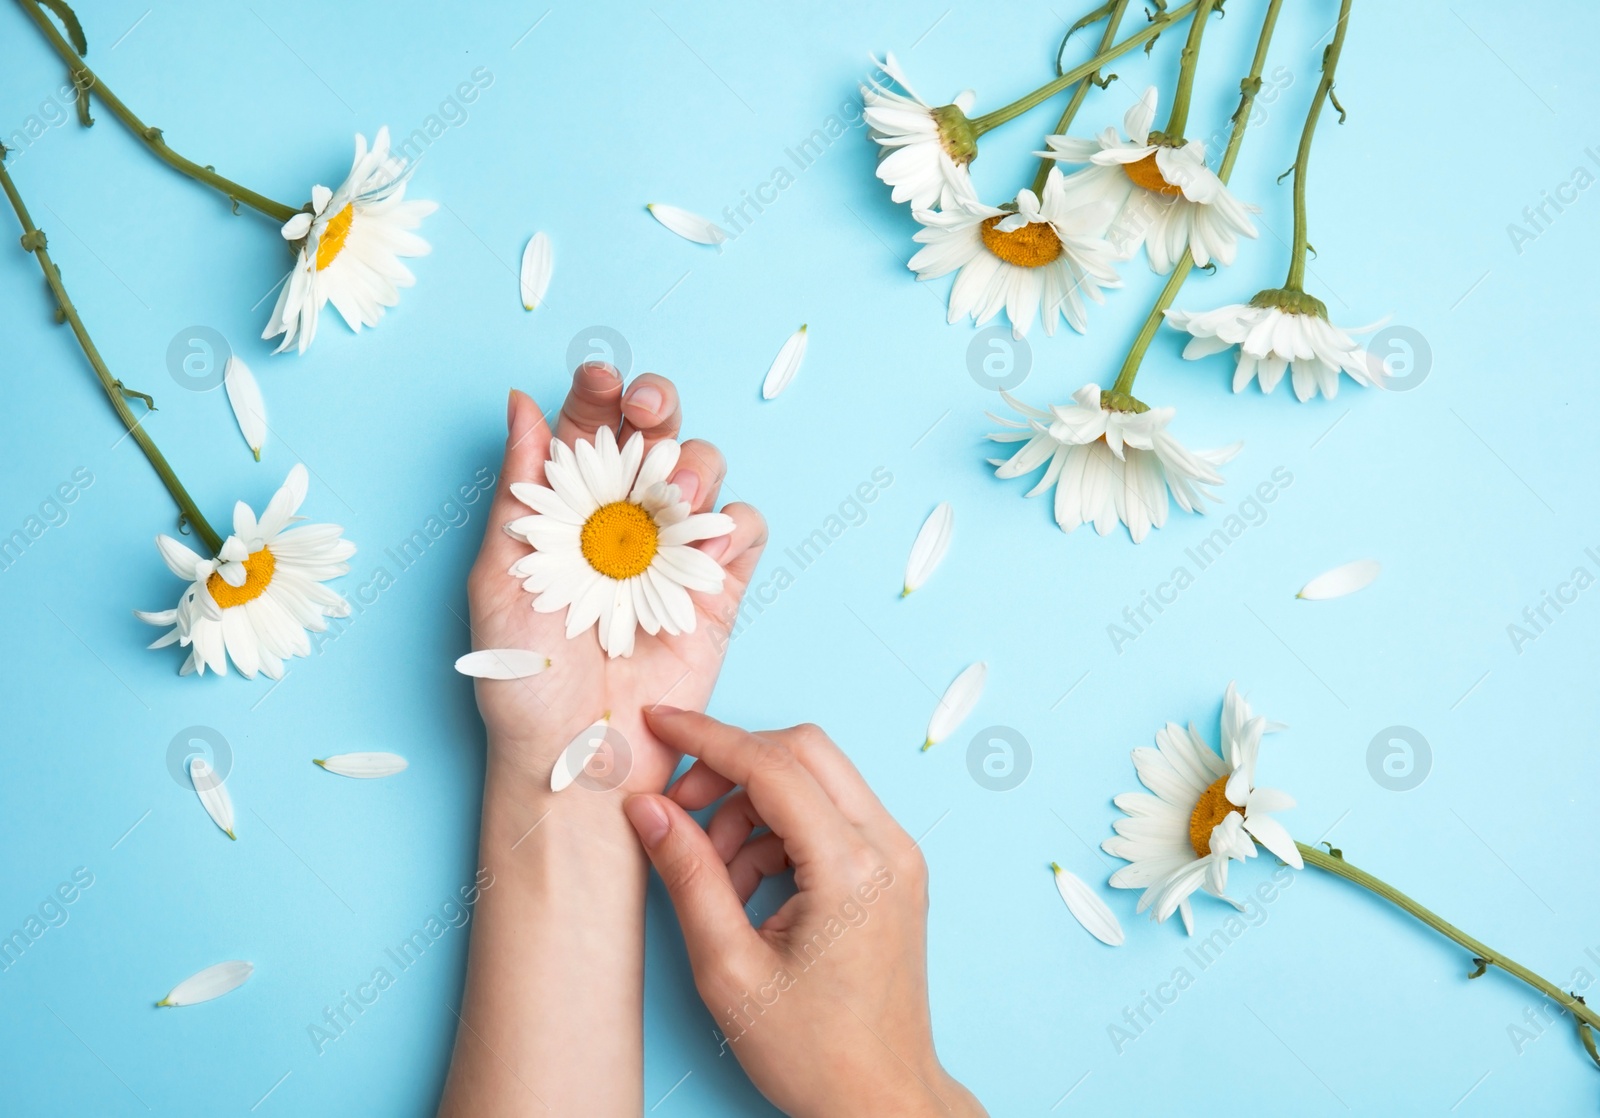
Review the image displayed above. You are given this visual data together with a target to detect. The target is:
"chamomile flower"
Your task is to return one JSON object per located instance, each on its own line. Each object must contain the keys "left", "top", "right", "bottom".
{"left": 263, "top": 127, "right": 436, "bottom": 354}
{"left": 908, "top": 167, "right": 1120, "bottom": 338}
{"left": 137, "top": 465, "right": 355, "bottom": 679}
{"left": 506, "top": 428, "right": 735, "bottom": 659}
{"left": 1103, "top": 683, "right": 1302, "bottom": 934}
{"left": 1165, "top": 290, "right": 1382, "bottom": 401}
{"left": 987, "top": 385, "right": 1239, "bottom": 542}
{"left": 861, "top": 52, "right": 978, "bottom": 211}
{"left": 1040, "top": 87, "right": 1257, "bottom": 273}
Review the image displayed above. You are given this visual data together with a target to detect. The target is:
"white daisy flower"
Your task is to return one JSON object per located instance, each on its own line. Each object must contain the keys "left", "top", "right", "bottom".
{"left": 987, "top": 385, "right": 1239, "bottom": 542}
{"left": 1165, "top": 291, "right": 1383, "bottom": 401}
{"left": 908, "top": 168, "right": 1121, "bottom": 338}
{"left": 1103, "top": 682, "right": 1302, "bottom": 934}
{"left": 506, "top": 428, "right": 735, "bottom": 659}
{"left": 1040, "top": 87, "right": 1257, "bottom": 273}
{"left": 861, "top": 52, "right": 978, "bottom": 212}
{"left": 136, "top": 464, "right": 355, "bottom": 679}
{"left": 264, "top": 127, "right": 436, "bottom": 354}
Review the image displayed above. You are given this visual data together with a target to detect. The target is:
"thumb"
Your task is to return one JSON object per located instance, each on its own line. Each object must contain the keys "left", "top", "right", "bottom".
{"left": 475, "top": 388, "right": 552, "bottom": 576}
{"left": 625, "top": 794, "right": 762, "bottom": 979}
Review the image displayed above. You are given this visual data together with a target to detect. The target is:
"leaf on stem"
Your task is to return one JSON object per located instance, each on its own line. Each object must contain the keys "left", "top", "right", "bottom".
{"left": 1468, "top": 957, "right": 1488, "bottom": 980}
{"left": 37, "top": 0, "right": 89, "bottom": 55}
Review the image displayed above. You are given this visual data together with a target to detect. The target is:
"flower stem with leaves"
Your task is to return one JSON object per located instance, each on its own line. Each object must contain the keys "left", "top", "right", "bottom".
{"left": 1283, "top": 0, "right": 1353, "bottom": 293}
{"left": 0, "top": 145, "right": 223, "bottom": 552}
{"left": 14, "top": 0, "right": 301, "bottom": 224}
{"left": 1107, "top": 0, "right": 1286, "bottom": 404}
{"left": 1298, "top": 842, "right": 1600, "bottom": 1070}
{"left": 968, "top": 0, "right": 1203, "bottom": 136}
{"left": 1029, "top": 0, "right": 1133, "bottom": 199}
{"left": 1152, "top": 0, "right": 1221, "bottom": 142}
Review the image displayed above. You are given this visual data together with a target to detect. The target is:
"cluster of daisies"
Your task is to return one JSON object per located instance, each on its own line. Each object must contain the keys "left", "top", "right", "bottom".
{"left": 862, "top": 0, "right": 1383, "bottom": 545}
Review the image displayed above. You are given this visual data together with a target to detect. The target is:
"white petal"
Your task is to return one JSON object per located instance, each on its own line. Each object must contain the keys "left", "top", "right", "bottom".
{"left": 551, "top": 716, "right": 609, "bottom": 792}
{"left": 923, "top": 661, "right": 986, "bottom": 750}
{"left": 454, "top": 649, "right": 552, "bottom": 679}
{"left": 189, "top": 757, "right": 235, "bottom": 840}
{"left": 158, "top": 960, "right": 253, "bottom": 1007}
{"left": 223, "top": 356, "right": 267, "bottom": 462}
{"left": 1296, "top": 559, "right": 1381, "bottom": 601}
{"left": 519, "top": 231, "right": 552, "bottom": 310}
{"left": 1052, "top": 863, "right": 1125, "bottom": 947}
{"left": 313, "top": 752, "right": 408, "bottom": 779}
{"left": 646, "top": 203, "right": 727, "bottom": 246}
{"left": 761, "top": 325, "right": 808, "bottom": 401}
{"left": 902, "top": 501, "right": 953, "bottom": 596}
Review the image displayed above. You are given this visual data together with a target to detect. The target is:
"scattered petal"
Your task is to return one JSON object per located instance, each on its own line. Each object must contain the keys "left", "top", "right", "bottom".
{"left": 646, "top": 203, "right": 727, "bottom": 246}
{"left": 1296, "top": 559, "right": 1381, "bottom": 601}
{"left": 157, "top": 961, "right": 253, "bottom": 1007}
{"left": 454, "top": 649, "right": 552, "bottom": 679}
{"left": 551, "top": 715, "right": 610, "bottom": 793}
{"left": 223, "top": 356, "right": 267, "bottom": 462}
{"left": 519, "top": 231, "right": 552, "bottom": 311}
{"left": 190, "top": 757, "right": 235, "bottom": 840}
{"left": 761, "top": 325, "right": 808, "bottom": 401}
{"left": 313, "top": 752, "right": 408, "bottom": 779}
{"left": 923, "top": 661, "right": 986, "bottom": 750}
{"left": 1052, "top": 863, "right": 1125, "bottom": 946}
{"left": 902, "top": 501, "right": 953, "bottom": 597}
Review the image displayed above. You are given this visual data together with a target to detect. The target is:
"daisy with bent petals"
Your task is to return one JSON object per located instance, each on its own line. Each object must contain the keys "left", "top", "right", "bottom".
{"left": 137, "top": 465, "right": 355, "bottom": 679}
{"left": 861, "top": 52, "right": 978, "bottom": 212}
{"left": 264, "top": 127, "right": 436, "bottom": 354}
{"left": 506, "top": 428, "right": 735, "bottom": 659}
{"left": 1040, "top": 87, "right": 1257, "bottom": 273}
{"left": 987, "top": 385, "right": 1239, "bottom": 542}
{"left": 1103, "top": 683, "right": 1302, "bottom": 935}
{"left": 1165, "top": 290, "right": 1383, "bottom": 401}
{"left": 909, "top": 167, "right": 1120, "bottom": 338}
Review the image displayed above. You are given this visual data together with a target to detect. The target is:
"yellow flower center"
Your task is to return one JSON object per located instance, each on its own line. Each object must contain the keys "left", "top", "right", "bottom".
{"left": 315, "top": 204, "right": 355, "bottom": 270}
{"left": 580, "top": 501, "right": 659, "bottom": 580}
{"left": 1123, "top": 151, "right": 1185, "bottom": 196}
{"left": 1188, "top": 776, "right": 1243, "bottom": 858}
{"left": 979, "top": 215, "right": 1062, "bottom": 268}
{"left": 206, "top": 548, "right": 277, "bottom": 609}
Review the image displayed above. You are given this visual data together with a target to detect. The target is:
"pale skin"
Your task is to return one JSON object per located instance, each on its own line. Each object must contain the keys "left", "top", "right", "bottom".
{"left": 437, "top": 365, "right": 984, "bottom": 1117}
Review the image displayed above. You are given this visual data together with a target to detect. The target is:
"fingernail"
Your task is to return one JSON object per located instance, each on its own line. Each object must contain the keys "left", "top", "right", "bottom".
{"left": 670, "top": 468, "right": 699, "bottom": 508}
{"left": 624, "top": 796, "right": 670, "bottom": 849}
{"left": 700, "top": 536, "right": 730, "bottom": 563}
{"left": 508, "top": 389, "right": 533, "bottom": 444}
{"left": 506, "top": 388, "right": 516, "bottom": 433}
{"left": 625, "top": 383, "right": 664, "bottom": 418}
{"left": 576, "top": 363, "right": 619, "bottom": 390}
{"left": 647, "top": 704, "right": 684, "bottom": 718}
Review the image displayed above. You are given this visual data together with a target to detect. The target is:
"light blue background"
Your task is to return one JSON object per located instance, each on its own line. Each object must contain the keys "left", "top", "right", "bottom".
{"left": 2, "top": 1, "right": 1597, "bottom": 1113}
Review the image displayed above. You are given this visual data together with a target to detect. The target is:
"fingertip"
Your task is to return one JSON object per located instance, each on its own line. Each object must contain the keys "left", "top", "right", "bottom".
{"left": 623, "top": 794, "right": 670, "bottom": 849}
{"left": 508, "top": 388, "right": 538, "bottom": 445}
{"left": 575, "top": 361, "right": 622, "bottom": 393}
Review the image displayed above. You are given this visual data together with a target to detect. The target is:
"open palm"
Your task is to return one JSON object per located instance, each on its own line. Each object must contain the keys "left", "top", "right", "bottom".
{"left": 465, "top": 364, "right": 766, "bottom": 794}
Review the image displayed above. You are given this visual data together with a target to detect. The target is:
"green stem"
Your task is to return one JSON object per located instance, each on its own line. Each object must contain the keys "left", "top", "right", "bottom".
{"left": 1158, "top": 0, "right": 1220, "bottom": 140}
{"left": 1298, "top": 843, "right": 1600, "bottom": 1044}
{"left": 970, "top": 0, "right": 1202, "bottom": 135}
{"left": 1030, "top": 0, "right": 1132, "bottom": 198}
{"left": 15, "top": 0, "right": 301, "bottom": 224}
{"left": 1109, "top": 0, "right": 1285, "bottom": 398}
{"left": 1, "top": 149, "right": 224, "bottom": 553}
{"left": 1285, "top": 0, "right": 1353, "bottom": 292}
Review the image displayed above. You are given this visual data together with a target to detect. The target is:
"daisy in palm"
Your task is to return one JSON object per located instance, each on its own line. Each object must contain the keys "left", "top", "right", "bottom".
{"left": 137, "top": 464, "right": 355, "bottom": 679}
{"left": 1039, "top": 87, "right": 1258, "bottom": 273}
{"left": 264, "top": 127, "right": 436, "bottom": 354}
{"left": 987, "top": 385, "right": 1238, "bottom": 542}
{"left": 506, "top": 426, "right": 735, "bottom": 659}
{"left": 1103, "top": 683, "right": 1301, "bottom": 934}
{"left": 908, "top": 167, "right": 1121, "bottom": 338}
{"left": 861, "top": 52, "right": 978, "bottom": 212}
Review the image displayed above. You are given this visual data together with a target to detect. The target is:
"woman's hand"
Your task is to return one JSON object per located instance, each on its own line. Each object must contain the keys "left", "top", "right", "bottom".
{"left": 623, "top": 708, "right": 988, "bottom": 1118}
{"left": 466, "top": 363, "right": 766, "bottom": 794}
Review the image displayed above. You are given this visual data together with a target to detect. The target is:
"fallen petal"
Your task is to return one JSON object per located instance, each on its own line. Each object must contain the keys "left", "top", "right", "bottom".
{"left": 1052, "top": 862, "right": 1125, "bottom": 946}
{"left": 1297, "top": 559, "right": 1381, "bottom": 601}
{"left": 158, "top": 960, "right": 254, "bottom": 1007}
{"left": 923, "top": 661, "right": 985, "bottom": 750}
{"left": 761, "top": 325, "right": 808, "bottom": 401}
{"left": 190, "top": 757, "right": 235, "bottom": 840}
{"left": 519, "top": 231, "right": 552, "bottom": 311}
{"left": 313, "top": 752, "right": 408, "bottom": 779}
{"left": 551, "top": 716, "right": 610, "bottom": 793}
{"left": 454, "top": 649, "right": 552, "bottom": 679}
{"left": 223, "top": 356, "right": 267, "bottom": 462}
{"left": 646, "top": 202, "right": 727, "bottom": 246}
{"left": 902, "top": 502, "right": 952, "bottom": 597}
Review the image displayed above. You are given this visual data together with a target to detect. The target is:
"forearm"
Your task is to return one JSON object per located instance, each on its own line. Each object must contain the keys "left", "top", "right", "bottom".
{"left": 438, "top": 751, "right": 647, "bottom": 1117}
